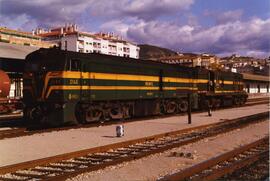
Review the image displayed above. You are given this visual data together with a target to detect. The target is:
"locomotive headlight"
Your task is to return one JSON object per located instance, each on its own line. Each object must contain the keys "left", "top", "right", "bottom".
{"left": 54, "top": 103, "right": 66, "bottom": 109}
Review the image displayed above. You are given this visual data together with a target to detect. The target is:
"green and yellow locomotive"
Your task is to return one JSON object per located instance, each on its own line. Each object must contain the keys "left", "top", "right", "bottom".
{"left": 23, "top": 48, "right": 247, "bottom": 126}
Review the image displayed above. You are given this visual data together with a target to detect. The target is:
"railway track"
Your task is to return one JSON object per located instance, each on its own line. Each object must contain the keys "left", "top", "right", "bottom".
{"left": 0, "top": 112, "right": 268, "bottom": 181}
{"left": 0, "top": 97, "right": 268, "bottom": 140}
{"left": 159, "top": 136, "right": 269, "bottom": 181}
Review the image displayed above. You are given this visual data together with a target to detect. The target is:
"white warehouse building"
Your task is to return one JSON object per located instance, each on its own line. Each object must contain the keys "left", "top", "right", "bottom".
{"left": 36, "top": 24, "right": 140, "bottom": 59}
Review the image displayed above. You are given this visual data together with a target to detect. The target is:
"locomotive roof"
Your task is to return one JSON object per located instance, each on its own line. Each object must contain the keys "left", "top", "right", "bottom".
{"left": 27, "top": 48, "right": 198, "bottom": 71}
{"left": 27, "top": 48, "right": 243, "bottom": 77}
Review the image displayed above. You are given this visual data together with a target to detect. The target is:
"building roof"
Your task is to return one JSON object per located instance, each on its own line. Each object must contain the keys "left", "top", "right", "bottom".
{"left": 0, "top": 26, "right": 41, "bottom": 40}
{"left": 242, "top": 73, "right": 269, "bottom": 82}
{"left": 38, "top": 29, "right": 137, "bottom": 45}
{"left": 0, "top": 42, "right": 39, "bottom": 59}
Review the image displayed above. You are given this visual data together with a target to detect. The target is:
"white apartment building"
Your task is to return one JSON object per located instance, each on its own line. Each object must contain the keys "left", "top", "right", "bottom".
{"left": 37, "top": 24, "right": 140, "bottom": 59}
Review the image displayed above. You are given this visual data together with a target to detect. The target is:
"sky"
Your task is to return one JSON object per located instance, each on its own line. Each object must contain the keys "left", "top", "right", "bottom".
{"left": 0, "top": 0, "right": 269, "bottom": 58}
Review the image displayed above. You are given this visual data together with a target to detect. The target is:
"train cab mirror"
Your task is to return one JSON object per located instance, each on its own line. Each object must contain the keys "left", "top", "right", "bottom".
{"left": 69, "top": 59, "right": 81, "bottom": 71}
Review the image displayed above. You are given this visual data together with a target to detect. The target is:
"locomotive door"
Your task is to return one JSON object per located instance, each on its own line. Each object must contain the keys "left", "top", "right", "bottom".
{"left": 69, "top": 59, "right": 84, "bottom": 101}
{"left": 81, "top": 63, "right": 91, "bottom": 101}
{"left": 208, "top": 71, "right": 215, "bottom": 92}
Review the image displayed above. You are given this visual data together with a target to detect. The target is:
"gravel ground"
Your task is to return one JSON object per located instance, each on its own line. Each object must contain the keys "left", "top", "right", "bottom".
{"left": 0, "top": 104, "right": 268, "bottom": 167}
{"left": 221, "top": 156, "right": 269, "bottom": 180}
{"left": 68, "top": 120, "right": 269, "bottom": 181}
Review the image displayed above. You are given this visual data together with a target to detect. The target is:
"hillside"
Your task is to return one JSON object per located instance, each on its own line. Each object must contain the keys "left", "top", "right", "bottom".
{"left": 139, "top": 44, "right": 177, "bottom": 60}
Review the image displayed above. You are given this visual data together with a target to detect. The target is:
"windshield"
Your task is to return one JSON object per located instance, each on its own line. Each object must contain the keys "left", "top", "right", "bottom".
{"left": 25, "top": 49, "right": 66, "bottom": 72}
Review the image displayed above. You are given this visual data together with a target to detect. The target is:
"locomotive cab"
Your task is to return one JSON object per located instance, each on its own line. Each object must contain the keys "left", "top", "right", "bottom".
{"left": 23, "top": 48, "right": 75, "bottom": 126}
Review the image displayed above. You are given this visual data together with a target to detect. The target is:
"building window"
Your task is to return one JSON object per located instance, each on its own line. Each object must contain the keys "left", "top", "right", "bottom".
{"left": 64, "top": 41, "right": 67, "bottom": 50}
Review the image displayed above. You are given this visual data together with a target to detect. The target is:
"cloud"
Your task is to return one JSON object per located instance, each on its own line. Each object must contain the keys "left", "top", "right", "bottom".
{"left": 0, "top": 0, "right": 194, "bottom": 29}
{"left": 0, "top": 0, "right": 89, "bottom": 28}
{"left": 216, "top": 10, "right": 243, "bottom": 24}
{"left": 100, "top": 19, "right": 131, "bottom": 37}
{"left": 204, "top": 9, "right": 243, "bottom": 24}
{"left": 123, "top": 0, "right": 194, "bottom": 20}
{"left": 107, "top": 17, "right": 270, "bottom": 57}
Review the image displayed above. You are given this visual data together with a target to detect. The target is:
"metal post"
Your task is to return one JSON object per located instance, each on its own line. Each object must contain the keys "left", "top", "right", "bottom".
{"left": 208, "top": 108, "right": 212, "bottom": 116}
{"left": 208, "top": 101, "right": 212, "bottom": 117}
{"left": 187, "top": 93, "right": 191, "bottom": 124}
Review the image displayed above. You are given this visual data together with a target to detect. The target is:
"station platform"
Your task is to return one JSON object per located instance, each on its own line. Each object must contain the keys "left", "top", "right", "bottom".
{"left": 0, "top": 103, "right": 268, "bottom": 167}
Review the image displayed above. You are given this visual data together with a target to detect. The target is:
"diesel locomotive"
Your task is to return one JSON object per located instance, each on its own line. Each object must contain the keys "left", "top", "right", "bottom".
{"left": 23, "top": 48, "right": 247, "bottom": 126}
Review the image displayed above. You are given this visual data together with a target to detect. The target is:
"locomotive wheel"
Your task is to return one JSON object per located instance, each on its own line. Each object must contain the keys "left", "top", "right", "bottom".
{"left": 85, "top": 106, "right": 102, "bottom": 123}
{"left": 179, "top": 100, "right": 188, "bottom": 112}
{"left": 165, "top": 101, "right": 177, "bottom": 114}
{"left": 109, "top": 105, "right": 123, "bottom": 119}
{"left": 29, "top": 106, "right": 42, "bottom": 120}
{"left": 239, "top": 97, "right": 245, "bottom": 105}
{"left": 102, "top": 108, "right": 111, "bottom": 121}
